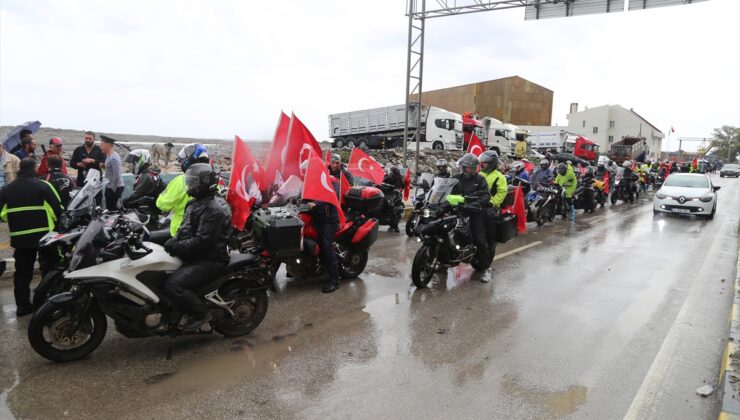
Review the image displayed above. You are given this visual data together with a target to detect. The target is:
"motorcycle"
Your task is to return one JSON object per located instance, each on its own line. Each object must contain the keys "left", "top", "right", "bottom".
{"left": 573, "top": 179, "right": 597, "bottom": 211}
{"left": 28, "top": 211, "right": 273, "bottom": 363}
{"left": 405, "top": 173, "right": 434, "bottom": 237}
{"left": 593, "top": 179, "right": 608, "bottom": 207}
{"left": 610, "top": 173, "right": 639, "bottom": 205}
{"left": 367, "top": 183, "right": 404, "bottom": 230}
{"left": 411, "top": 178, "right": 493, "bottom": 288}
{"left": 531, "top": 184, "right": 563, "bottom": 225}
{"left": 260, "top": 176, "right": 380, "bottom": 283}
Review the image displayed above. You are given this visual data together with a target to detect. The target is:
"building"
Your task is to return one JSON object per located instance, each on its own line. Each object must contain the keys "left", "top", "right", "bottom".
{"left": 411, "top": 76, "right": 553, "bottom": 126}
{"left": 565, "top": 104, "right": 664, "bottom": 160}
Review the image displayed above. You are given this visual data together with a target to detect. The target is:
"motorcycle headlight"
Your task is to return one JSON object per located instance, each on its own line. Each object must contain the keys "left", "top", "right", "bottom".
{"left": 423, "top": 208, "right": 431, "bottom": 218}
{"left": 699, "top": 195, "right": 713, "bottom": 203}
{"left": 656, "top": 192, "right": 667, "bottom": 199}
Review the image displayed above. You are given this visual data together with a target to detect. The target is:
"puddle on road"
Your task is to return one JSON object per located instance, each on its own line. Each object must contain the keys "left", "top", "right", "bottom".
{"left": 501, "top": 375, "right": 587, "bottom": 418}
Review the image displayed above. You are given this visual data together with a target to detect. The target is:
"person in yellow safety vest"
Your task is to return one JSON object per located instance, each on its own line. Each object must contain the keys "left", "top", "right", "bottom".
{"left": 156, "top": 143, "right": 210, "bottom": 237}
{"left": 478, "top": 150, "right": 508, "bottom": 264}
{"left": 0, "top": 158, "right": 62, "bottom": 316}
{"left": 515, "top": 139, "right": 527, "bottom": 159}
{"left": 555, "top": 162, "right": 577, "bottom": 221}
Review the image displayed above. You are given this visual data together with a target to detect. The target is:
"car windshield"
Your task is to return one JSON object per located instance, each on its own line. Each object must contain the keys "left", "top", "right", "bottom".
{"left": 426, "top": 177, "right": 459, "bottom": 204}
{"left": 723, "top": 164, "right": 739, "bottom": 170}
{"left": 663, "top": 174, "right": 709, "bottom": 188}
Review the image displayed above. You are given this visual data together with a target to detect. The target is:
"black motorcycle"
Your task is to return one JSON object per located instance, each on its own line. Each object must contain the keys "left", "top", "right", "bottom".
{"left": 405, "top": 173, "right": 434, "bottom": 237}
{"left": 610, "top": 173, "right": 639, "bottom": 205}
{"left": 411, "top": 178, "right": 494, "bottom": 288}
{"left": 531, "top": 184, "right": 563, "bottom": 225}
{"left": 367, "top": 183, "right": 404, "bottom": 230}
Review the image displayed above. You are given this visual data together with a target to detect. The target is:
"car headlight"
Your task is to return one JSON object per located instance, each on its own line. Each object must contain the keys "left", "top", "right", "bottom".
{"left": 699, "top": 195, "right": 714, "bottom": 203}
{"left": 423, "top": 208, "right": 431, "bottom": 218}
{"left": 656, "top": 192, "right": 667, "bottom": 199}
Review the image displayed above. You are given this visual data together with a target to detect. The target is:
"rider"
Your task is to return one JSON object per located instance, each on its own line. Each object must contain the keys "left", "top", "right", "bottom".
{"left": 581, "top": 167, "right": 596, "bottom": 214}
{"left": 163, "top": 163, "right": 231, "bottom": 331}
{"left": 434, "top": 159, "right": 451, "bottom": 178}
{"left": 328, "top": 154, "right": 353, "bottom": 186}
{"left": 122, "top": 149, "right": 166, "bottom": 209}
{"left": 509, "top": 161, "right": 530, "bottom": 182}
{"left": 383, "top": 166, "right": 404, "bottom": 233}
{"left": 450, "top": 153, "right": 492, "bottom": 277}
{"left": 479, "top": 151, "right": 507, "bottom": 264}
{"left": 42, "top": 154, "right": 76, "bottom": 209}
{"left": 555, "top": 162, "right": 577, "bottom": 221}
{"left": 594, "top": 162, "right": 608, "bottom": 181}
{"left": 157, "top": 144, "right": 209, "bottom": 237}
{"left": 530, "top": 159, "right": 554, "bottom": 188}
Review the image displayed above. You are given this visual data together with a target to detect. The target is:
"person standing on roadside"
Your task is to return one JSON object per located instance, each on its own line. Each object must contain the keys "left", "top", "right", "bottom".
{"left": 0, "top": 143, "right": 21, "bottom": 188}
{"left": 0, "top": 158, "right": 62, "bottom": 316}
{"left": 37, "top": 137, "right": 68, "bottom": 177}
{"left": 70, "top": 131, "right": 105, "bottom": 186}
{"left": 100, "top": 135, "right": 124, "bottom": 211}
{"left": 14, "top": 133, "right": 37, "bottom": 160}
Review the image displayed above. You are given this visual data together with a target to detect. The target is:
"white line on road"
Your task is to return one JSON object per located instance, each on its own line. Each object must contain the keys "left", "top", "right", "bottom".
{"left": 493, "top": 241, "right": 543, "bottom": 261}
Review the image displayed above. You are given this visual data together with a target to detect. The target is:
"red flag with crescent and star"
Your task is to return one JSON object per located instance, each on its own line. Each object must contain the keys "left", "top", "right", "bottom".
{"left": 302, "top": 156, "right": 345, "bottom": 226}
{"left": 466, "top": 134, "right": 484, "bottom": 157}
{"left": 263, "top": 112, "right": 290, "bottom": 189}
{"left": 348, "top": 148, "right": 385, "bottom": 185}
{"left": 403, "top": 168, "right": 411, "bottom": 201}
{"left": 280, "top": 113, "right": 322, "bottom": 180}
{"left": 227, "top": 135, "right": 264, "bottom": 230}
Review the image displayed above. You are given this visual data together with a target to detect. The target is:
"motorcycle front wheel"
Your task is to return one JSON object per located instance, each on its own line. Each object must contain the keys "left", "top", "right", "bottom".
{"left": 610, "top": 192, "right": 618, "bottom": 205}
{"left": 339, "top": 249, "right": 368, "bottom": 279}
{"left": 411, "top": 245, "right": 437, "bottom": 288}
{"left": 28, "top": 300, "right": 108, "bottom": 363}
{"left": 405, "top": 214, "right": 418, "bottom": 237}
{"left": 214, "top": 284, "right": 269, "bottom": 337}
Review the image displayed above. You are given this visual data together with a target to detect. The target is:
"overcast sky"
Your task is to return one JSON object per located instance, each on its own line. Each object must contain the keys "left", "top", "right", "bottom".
{"left": 1, "top": 0, "right": 738, "bottom": 151}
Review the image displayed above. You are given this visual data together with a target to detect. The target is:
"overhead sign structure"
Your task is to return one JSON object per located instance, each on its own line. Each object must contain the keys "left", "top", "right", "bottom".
{"left": 525, "top": 0, "right": 623, "bottom": 20}
{"left": 629, "top": 0, "right": 708, "bottom": 11}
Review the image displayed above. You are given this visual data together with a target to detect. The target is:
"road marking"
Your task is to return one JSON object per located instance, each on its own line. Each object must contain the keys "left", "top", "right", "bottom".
{"left": 493, "top": 241, "right": 543, "bottom": 261}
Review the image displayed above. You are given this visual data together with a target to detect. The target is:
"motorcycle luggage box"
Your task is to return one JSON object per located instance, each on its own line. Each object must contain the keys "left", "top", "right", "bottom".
{"left": 345, "top": 187, "right": 384, "bottom": 213}
{"left": 350, "top": 219, "right": 379, "bottom": 250}
{"left": 494, "top": 214, "right": 518, "bottom": 244}
{"left": 252, "top": 207, "right": 304, "bottom": 258}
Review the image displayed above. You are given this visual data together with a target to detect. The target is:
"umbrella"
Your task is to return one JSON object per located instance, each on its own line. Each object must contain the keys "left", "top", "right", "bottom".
{"left": 2, "top": 121, "right": 42, "bottom": 153}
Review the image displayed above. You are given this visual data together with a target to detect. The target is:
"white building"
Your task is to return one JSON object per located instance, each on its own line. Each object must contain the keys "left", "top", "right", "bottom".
{"left": 565, "top": 104, "right": 664, "bottom": 160}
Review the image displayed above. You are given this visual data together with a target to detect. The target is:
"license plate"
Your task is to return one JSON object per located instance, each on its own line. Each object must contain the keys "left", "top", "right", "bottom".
{"left": 671, "top": 208, "right": 690, "bottom": 214}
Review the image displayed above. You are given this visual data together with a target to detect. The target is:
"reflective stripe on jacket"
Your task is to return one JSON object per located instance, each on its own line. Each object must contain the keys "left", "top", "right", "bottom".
{"left": 0, "top": 173, "right": 62, "bottom": 249}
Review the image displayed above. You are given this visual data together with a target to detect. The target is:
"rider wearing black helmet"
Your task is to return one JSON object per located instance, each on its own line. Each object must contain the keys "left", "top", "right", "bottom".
{"left": 163, "top": 163, "right": 232, "bottom": 331}
{"left": 451, "top": 153, "right": 492, "bottom": 276}
{"left": 157, "top": 144, "right": 210, "bottom": 237}
{"left": 383, "top": 165, "right": 404, "bottom": 232}
{"left": 435, "top": 159, "right": 451, "bottom": 178}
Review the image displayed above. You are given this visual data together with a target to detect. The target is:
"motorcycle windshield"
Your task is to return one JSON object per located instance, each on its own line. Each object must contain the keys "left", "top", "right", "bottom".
{"left": 67, "top": 169, "right": 107, "bottom": 216}
{"left": 426, "top": 178, "right": 459, "bottom": 204}
{"left": 68, "top": 217, "right": 105, "bottom": 272}
{"left": 269, "top": 175, "right": 303, "bottom": 207}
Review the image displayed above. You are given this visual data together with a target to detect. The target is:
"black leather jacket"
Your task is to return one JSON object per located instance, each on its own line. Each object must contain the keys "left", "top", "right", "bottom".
{"left": 170, "top": 195, "right": 231, "bottom": 263}
{"left": 451, "top": 173, "right": 491, "bottom": 208}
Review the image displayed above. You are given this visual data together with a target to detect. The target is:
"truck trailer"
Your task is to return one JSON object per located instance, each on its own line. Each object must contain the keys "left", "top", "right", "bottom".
{"left": 527, "top": 130, "right": 599, "bottom": 161}
{"left": 609, "top": 136, "right": 648, "bottom": 164}
{"left": 328, "top": 104, "right": 462, "bottom": 150}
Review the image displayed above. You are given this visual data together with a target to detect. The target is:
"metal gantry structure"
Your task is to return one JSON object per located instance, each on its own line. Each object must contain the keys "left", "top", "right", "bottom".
{"left": 400, "top": 0, "right": 710, "bottom": 171}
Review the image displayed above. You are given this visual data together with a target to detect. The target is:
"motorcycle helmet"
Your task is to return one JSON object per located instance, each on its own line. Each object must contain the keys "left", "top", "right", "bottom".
{"left": 389, "top": 165, "right": 401, "bottom": 176}
{"left": 178, "top": 143, "right": 210, "bottom": 172}
{"left": 124, "top": 149, "right": 152, "bottom": 176}
{"left": 458, "top": 153, "right": 480, "bottom": 178}
{"left": 557, "top": 162, "right": 568, "bottom": 175}
{"left": 597, "top": 162, "right": 605, "bottom": 170}
{"left": 478, "top": 150, "right": 499, "bottom": 173}
{"left": 539, "top": 159, "right": 550, "bottom": 169}
{"left": 623, "top": 160, "right": 633, "bottom": 169}
{"left": 435, "top": 158, "right": 448, "bottom": 172}
{"left": 585, "top": 167, "right": 594, "bottom": 176}
{"left": 184, "top": 163, "right": 218, "bottom": 198}
{"left": 646, "top": 160, "right": 652, "bottom": 166}
{"left": 511, "top": 161, "right": 525, "bottom": 173}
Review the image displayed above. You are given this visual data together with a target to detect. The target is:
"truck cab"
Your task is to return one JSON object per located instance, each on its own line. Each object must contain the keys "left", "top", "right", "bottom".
{"left": 461, "top": 112, "right": 486, "bottom": 150}
{"left": 410, "top": 106, "right": 463, "bottom": 150}
{"left": 483, "top": 117, "right": 517, "bottom": 157}
{"left": 567, "top": 136, "right": 599, "bottom": 161}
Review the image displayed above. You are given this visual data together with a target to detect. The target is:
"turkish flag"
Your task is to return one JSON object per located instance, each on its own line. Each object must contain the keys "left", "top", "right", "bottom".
{"left": 466, "top": 134, "right": 484, "bottom": 157}
{"left": 325, "top": 149, "right": 332, "bottom": 169}
{"left": 263, "top": 112, "right": 290, "bottom": 188}
{"left": 227, "top": 136, "right": 264, "bottom": 230}
{"left": 348, "top": 148, "right": 385, "bottom": 185}
{"left": 403, "top": 168, "right": 411, "bottom": 201}
{"left": 603, "top": 171, "right": 610, "bottom": 194}
{"left": 302, "top": 156, "right": 345, "bottom": 226}
{"left": 280, "top": 113, "right": 323, "bottom": 180}
{"left": 502, "top": 186, "right": 527, "bottom": 234}
{"left": 522, "top": 160, "right": 534, "bottom": 173}
{"left": 339, "top": 171, "right": 351, "bottom": 205}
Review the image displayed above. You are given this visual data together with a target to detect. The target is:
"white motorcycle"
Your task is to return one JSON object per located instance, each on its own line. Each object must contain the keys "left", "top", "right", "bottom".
{"left": 28, "top": 212, "right": 272, "bottom": 362}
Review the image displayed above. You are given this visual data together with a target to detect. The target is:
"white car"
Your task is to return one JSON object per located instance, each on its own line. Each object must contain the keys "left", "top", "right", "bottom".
{"left": 653, "top": 173, "right": 720, "bottom": 219}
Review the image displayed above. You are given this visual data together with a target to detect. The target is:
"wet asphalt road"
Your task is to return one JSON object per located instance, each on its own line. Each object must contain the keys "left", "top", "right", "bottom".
{"left": 1, "top": 175, "right": 739, "bottom": 420}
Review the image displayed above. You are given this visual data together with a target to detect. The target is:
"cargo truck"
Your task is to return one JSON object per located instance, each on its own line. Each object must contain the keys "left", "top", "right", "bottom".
{"left": 608, "top": 136, "right": 648, "bottom": 164}
{"left": 527, "top": 130, "right": 600, "bottom": 161}
{"left": 328, "top": 104, "right": 462, "bottom": 150}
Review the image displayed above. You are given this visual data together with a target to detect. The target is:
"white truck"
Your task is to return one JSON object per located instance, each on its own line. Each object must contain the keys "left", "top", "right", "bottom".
{"left": 479, "top": 117, "right": 525, "bottom": 158}
{"left": 328, "top": 104, "right": 463, "bottom": 150}
{"left": 526, "top": 130, "right": 600, "bottom": 161}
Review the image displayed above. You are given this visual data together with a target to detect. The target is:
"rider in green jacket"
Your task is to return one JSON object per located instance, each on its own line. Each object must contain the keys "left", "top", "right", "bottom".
{"left": 156, "top": 144, "right": 210, "bottom": 237}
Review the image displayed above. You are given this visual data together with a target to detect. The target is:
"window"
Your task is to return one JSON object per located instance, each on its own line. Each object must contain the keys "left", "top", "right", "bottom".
{"left": 582, "top": 120, "right": 586, "bottom": 128}
{"left": 608, "top": 135, "right": 614, "bottom": 143}
{"left": 593, "top": 126, "right": 598, "bottom": 134}
{"left": 435, "top": 119, "right": 446, "bottom": 129}
{"left": 609, "top": 120, "right": 615, "bottom": 128}
{"left": 495, "top": 129, "right": 505, "bottom": 137}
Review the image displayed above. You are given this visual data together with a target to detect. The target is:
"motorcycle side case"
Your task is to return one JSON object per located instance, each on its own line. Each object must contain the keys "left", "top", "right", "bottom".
{"left": 350, "top": 219, "right": 379, "bottom": 250}
{"left": 494, "top": 214, "right": 518, "bottom": 244}
{"left": 253, "top": 207, "right": 304, "bottom": 258}
{"left": 345, "top": 187, "right": 384, "bottom": 213}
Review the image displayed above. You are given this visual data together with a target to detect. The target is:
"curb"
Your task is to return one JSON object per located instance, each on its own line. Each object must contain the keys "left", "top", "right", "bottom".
{"left": 717, "top": 248, "right": 740, "bottom": 419}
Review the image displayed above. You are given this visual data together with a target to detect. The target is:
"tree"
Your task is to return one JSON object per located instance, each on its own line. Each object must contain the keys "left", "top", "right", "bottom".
{"left": 708, "top": 125, "right": 740, "bottom": 162}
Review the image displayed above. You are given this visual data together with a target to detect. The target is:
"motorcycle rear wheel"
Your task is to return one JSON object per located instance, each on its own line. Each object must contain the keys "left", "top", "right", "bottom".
{"left": 214, "top": 284, "right": 268, "bottom": 337}
{"left": 28, "top": 301, "right": 107, "bottom": 363}
{"left": 339, "top": 249, "right": 368, "bottom": 279}
{"left": 411, "top": 245, "right": 436, "bottom": 288}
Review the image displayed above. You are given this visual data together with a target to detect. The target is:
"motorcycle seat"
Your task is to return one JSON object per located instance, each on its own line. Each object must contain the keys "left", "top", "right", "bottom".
{"left": 147, "top": 229, "right": 171, "bottom": 246}
{"left": 225, "top": 252, "right": 260, "bottom": 271}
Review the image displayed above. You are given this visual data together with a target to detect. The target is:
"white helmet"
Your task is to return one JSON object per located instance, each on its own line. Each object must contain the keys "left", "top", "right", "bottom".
{"left": 124, "top": 149, "right": 152, "bottom": 176}
{"left": 177, "top": 143, "right": 209, "bottom": 172}
{"left": 623, "top": 160, "right": 633, "bottom": 169}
